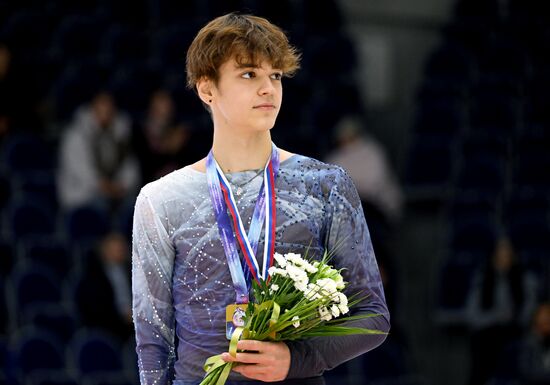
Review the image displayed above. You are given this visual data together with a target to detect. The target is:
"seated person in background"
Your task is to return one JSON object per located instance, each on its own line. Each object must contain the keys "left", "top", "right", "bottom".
{"left": 325, "top": 115, "right": 403, "bottom": 226}
{"left": 466, "top": 236, "right": 539, "bottom": 385}
{"left": 76, "top": 232, "right": 133, "bottom": 342}
{"left": 133, "top": 89, "right": 199, "bottom": 183}
{"left": 57, "top": 91, "right": 140, "bottom": 212}
{"left": 517, "top": 302, "right": 550, "bottom": 384}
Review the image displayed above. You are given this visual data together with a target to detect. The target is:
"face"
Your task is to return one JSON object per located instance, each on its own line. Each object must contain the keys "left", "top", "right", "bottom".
{"left": 199, "top": 58, "right": 283, "bottom": 134}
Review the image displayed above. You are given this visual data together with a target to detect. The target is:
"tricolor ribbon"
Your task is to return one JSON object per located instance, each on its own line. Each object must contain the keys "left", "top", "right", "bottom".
{"left": 206, "top": 143, "right": 280, "bottom": 303}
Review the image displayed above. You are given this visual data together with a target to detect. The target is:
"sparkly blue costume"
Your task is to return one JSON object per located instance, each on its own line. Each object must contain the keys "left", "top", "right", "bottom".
{"left": 132, "top": 154, "right": 390, "bottom": 385}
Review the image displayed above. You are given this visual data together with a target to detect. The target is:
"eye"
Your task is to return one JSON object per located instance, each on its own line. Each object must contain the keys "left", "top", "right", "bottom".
{"left": 241, "top": 71, "right": 256, "bottom": 79}
{"left": 271, "top": 72, "right": 283, "bottom": 80}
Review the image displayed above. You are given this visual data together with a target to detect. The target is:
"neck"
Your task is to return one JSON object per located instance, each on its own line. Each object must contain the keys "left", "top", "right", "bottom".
{"left": 212, "top": 130, "right": 273, "bottom": 173}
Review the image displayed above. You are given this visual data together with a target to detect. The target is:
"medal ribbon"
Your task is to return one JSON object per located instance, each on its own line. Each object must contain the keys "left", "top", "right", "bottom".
{"left": 206, "top": 143, "right": 279, "bottom": 303}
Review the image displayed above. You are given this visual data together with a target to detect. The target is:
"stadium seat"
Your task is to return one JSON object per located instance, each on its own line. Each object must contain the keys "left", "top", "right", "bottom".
{"left": 1, "top": 135, "right": 56, "bottom": 176}
{"left": 64, "top": 204, "right": 110, "bottom": 244}
{"left": 7, "top": 200, "right": 57, "bottom": 240}
{"left": 21, "top": 237, "right": 73, "bottom": 280}
{"left": 24, "top": 303, "right": 78, "bottom": 345}
{"left": 8, "top": 265, "right": 63, "bottom": 324}
{"left": 11, "top": 327, "right": 65, "bottom": 378}
{"left": 68, "top": 329, "right": 125, "bottom": 376}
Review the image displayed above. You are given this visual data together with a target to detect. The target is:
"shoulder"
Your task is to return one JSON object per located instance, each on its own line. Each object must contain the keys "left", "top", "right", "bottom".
{"left": 137, "top": 167, "right": 202, "bottom": 208}
{"left": 289, "top": 154, "right": 354, "bottom": 189}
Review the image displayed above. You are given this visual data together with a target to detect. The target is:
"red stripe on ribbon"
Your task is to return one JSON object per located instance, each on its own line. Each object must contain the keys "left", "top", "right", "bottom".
{"left": 220, "top": 183, "right": 261, "bottom": 285}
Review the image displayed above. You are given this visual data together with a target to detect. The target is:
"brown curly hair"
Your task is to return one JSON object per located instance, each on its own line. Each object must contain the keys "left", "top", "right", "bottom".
{"left": 186, "top": 13, "right": 301, "bottom": 90}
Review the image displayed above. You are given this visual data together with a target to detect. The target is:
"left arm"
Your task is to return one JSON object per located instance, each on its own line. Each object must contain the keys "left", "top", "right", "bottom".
{"left": 223, "top": 167, "right": 390, "bottom": 381}
{"left": 284, "top": 167, "right": 390, "bottom": 378}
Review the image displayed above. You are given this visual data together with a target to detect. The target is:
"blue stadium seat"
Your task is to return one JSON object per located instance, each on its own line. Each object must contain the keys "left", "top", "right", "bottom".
{"left": 64, "top": 204, "right": 110, "bottom": 244}
{"left": 68, "top": 329, "right": 125, "bottom": 376}
{"left": 12, "top": 174, "right": 58, "bottom": 213}
{"left": 7, "top": 200, "right": 57, "bottom": 240}
{"left": 24, "top": 303, "right": 78, "bottom": 345}
{"left": 1, "top": 134, "right": 56, "bottom": 177}
{"left": 8, "top": 266, "right": 63, "bottom": 324}
{"left": 11, "top": 327, "right": 65, "bottom": 378}
{"left": 21, "top": 237, "right": 73, "bottom": 280}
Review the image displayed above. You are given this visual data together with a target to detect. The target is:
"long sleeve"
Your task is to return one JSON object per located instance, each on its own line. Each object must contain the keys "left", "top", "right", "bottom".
{"left": 132, "top": 188, "right": 177, "bottom": 385}
{"left": 286, "top": 167, "right": 390, "bottom": 378}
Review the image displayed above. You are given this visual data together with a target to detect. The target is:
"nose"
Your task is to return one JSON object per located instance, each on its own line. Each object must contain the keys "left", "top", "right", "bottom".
{"left": 258, "top": 75, "right": 276, "bottom": 96}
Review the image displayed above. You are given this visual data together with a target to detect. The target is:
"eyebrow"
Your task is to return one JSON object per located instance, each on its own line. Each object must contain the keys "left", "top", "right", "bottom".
{"left": 234, "top": 62, "right": 260, "bottom": 69}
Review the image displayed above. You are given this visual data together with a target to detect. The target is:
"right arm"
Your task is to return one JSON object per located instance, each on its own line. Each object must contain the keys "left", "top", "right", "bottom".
{"left": 132, "top": 188, "right": 176, "bottom": 384}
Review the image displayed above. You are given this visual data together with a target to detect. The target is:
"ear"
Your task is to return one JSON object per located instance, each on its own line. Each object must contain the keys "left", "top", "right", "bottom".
{"left": 196, "top": 77, "right": 214, "bottom": 105}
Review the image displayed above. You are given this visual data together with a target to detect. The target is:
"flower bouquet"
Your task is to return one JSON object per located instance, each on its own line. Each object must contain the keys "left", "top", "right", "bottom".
{"left": 200, "top": 251, "right": 385, "bottom": 385}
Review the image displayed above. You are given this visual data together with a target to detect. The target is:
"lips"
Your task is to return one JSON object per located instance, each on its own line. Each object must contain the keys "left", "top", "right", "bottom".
{"left": 253, "top": 103, "right": 276, "bottom": 109}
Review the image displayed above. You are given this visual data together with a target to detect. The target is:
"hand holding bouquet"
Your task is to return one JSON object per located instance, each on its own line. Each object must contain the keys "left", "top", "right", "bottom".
{"left": 200, "top": 251, "right": 385, "bottom": 385}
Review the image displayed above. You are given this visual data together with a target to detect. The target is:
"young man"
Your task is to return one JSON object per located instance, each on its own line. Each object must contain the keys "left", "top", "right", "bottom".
{"left": 132, "top": 13, "right": 390, "bottom": 385}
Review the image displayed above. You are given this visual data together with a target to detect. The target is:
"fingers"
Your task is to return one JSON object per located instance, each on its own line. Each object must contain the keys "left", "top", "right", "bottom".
{"left": 221, "top": 351, "right": 263, "bottom": 364}
{"left": 232, "top": 364, "right": 269, "bottom": 380}
{"left": 237, "top": 339, "right": 263, "bottom": 352}
{"left": 220, "top": 340, "right": 290, "bottom": 382}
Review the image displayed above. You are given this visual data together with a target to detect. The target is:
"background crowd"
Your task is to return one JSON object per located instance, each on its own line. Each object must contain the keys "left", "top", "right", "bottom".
{"left": 0, "top": 1, "right": 549, "bottom": 385}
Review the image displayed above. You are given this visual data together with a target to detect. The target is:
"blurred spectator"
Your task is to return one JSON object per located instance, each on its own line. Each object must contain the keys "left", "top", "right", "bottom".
{"left": 465, "top": 236, "right": 538, "bottom": 385}
{"left": 76, "top": 232, "right": 133, "bottom": 342}
{"left": 325, "top": 115, "right": 403, "bottom": 224}
{"left": 133, "top": 89, "right": 197, "bottom": 183}
{"left": 0, "top": 42, "right": 14, "bottom": 140}
{"left": 325, "top": 115, "right": 403, "bottom": 267}
{"left": 517, "top": 302, "right": 550, "bottom": 384}
{"left": 57, "top": 91, "right": 140, "bottom": 211}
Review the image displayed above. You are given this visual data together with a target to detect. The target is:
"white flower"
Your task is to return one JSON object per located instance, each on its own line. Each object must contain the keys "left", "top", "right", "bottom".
{"left": 318, "top": 306, "right": 332, "bottom": 321}
{"left": 338, "top": 303, "right": 349, "bottom": 314}
{"left": 285, "top": 253, "right": 304, "bottom": 266}
{"left": 333, "top": 274, "right": 345, "bottom": 290}
{"left": 286, "top": 264, "right": 308, "bottom": 283}
{"left": 274, "top": 253, "right": 287, "bottom": 268}
{"left": 294, "top": 278, "right": 308, "bottom": 292}
{"left": 315, "top": 278, "right": 338, "bottom": 298}
{"left": 331, "top": 304, "right": 340, "bottom": 318}
{"left": 304, "top": 283, "right": 321, "bottom": 301}
{"left": 336, "top": 292, "right": 348, "bottom": 306}
{"left": 269, "top": 267, "right": 288, "bottom": 278}
{"left": 292, "top": 316, "right": 300, "bottom": 328}
{"left": 270, "top": 284, "right": 279, "bottom": 292}
{"left": 303, "top": 262, "right": 318, "bottom": 274}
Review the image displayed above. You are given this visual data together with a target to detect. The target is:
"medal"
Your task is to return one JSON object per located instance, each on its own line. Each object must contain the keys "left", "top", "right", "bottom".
{"left": 225, "top": 303, "right": 247, "bottom": 340}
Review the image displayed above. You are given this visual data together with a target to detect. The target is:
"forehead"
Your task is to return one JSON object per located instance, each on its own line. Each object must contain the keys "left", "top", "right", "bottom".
{"left": 221, "top": 56, "right": 279, "bottom": 71}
